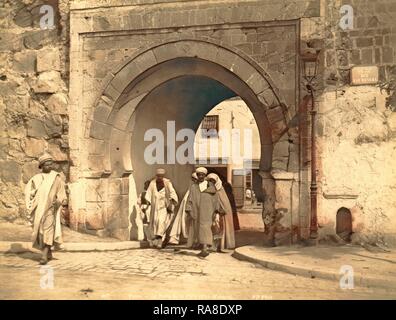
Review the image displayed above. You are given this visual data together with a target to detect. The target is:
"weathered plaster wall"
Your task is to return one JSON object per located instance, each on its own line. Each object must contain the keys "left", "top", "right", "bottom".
{"left": 312, "top": 0, "right": 396, "bottom": 245}
{"left": 0, "top": 0, "right": 70, "bottom": 222}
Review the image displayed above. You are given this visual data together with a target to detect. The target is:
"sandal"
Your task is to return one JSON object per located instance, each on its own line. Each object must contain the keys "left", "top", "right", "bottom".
{"left": 197, "top": 250, "right": 210, "bottom": 258}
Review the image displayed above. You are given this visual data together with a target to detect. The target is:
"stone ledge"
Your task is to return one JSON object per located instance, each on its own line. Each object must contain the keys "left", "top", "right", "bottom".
{"left": 233, "top": 245, "right": 396, "bottom": 290}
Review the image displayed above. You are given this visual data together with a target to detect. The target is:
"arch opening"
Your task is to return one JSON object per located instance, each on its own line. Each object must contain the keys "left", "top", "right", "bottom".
{"left": 83, "top": 41, "right": 294, "bottom": 243}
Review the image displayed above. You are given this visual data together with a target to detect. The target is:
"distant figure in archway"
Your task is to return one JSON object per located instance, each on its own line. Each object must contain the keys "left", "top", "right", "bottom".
{"left": 145, "top": 168, "right": 178, "bottom": 249}
{"left": 219, "top": 176, "right": 240, "bottom": 231}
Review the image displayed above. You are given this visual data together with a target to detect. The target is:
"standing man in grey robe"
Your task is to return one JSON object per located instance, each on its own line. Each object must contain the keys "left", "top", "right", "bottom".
{"left": 25, "top": 153, "right": 68, "bottom": 265}
{"left": 185, "top": 167, "right": 221, "bottom": 258}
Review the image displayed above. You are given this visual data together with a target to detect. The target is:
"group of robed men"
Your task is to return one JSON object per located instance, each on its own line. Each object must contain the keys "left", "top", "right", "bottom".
{"left": 137, "top": 166, "right": 240, "bottom": 258}
{"left": 24, "top": 153, "right": 241, "bottom": 264}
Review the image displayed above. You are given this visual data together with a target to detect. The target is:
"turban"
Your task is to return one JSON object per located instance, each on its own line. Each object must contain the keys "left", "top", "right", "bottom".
{"left": 38, "top": 153, "right": 54, "bottom": 168}
{"left": 206, "top": 173, "right": 222, "bottom": 191}
{"left": 156, "top": 168, "right": 166, "bottom": 175}
{"left": 195, "top": 167, "right": 208, "bottom": 175}
{"left": 191, "top": 172, "right": 198, "bottom": 180}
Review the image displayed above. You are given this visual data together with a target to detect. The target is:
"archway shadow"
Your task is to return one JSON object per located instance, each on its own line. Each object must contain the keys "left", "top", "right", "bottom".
{"left": 5, "top": 244, "right": 42, "bottom": 262}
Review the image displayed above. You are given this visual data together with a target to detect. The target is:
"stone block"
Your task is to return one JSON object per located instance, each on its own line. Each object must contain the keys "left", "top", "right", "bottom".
{"left": 0, "top": 137, "right": 8, "bottom": 158}
{"left": 13, "top": 50, "right": 36, "bottom": 73}
{"left": 88, "top": 139, "right": 106, "bottom": 155}
{"left": 37, "top": 48, "right": 61, "bottom": 72}
{"left": 23, "top": 29, "right": 59, "bottom": 50}
{"left": 47, "top": 143, "right": 68, "bottom": 161}
{"left": 106, "top": 194, "right": 129, "bottom": 229}
{"left": 382, "top": 47, "right": 394, "bottom": 64}
{"left": 231, "top": 55, "right": 258, "bottom": 82}
{"left": 361, "top": 48, "right": 373, "bottom": 64}
{"left": 258, "top": 89, "right": 278, "bottom": 109}
{"left": 47, "top": 93, "right": 68, "bottom": 115}
{"left": 22, "top": 161, "right": 40, "bottom": 183}
{"left": 89, "top": 121, "right": 111, "bottom": 140}
{"left": 27, "top": 118, "right": 47, "bottom": 138}
{"left": 23, "top": 137, "right": 47, "bottom": 157}
{"left": 32, "top": 71, "right": 64, "bottom": 93}
{"left": 108, "top": 178, "right": 122, "bottom": 195}
{"left": 111, "top": 61, "right": 141, "bottom": 90}
{"left": 266, "top": 105, "right": 285, "bottom": 123}
{"left": 85, "top": 203, "right": 105, "bottom": 230}
{"left": 85, "top": 178, "right": 107, "bottom": 202}
{"left": 109, "top": 228, "right": 130, "bottom": 241}
{"left": 355, "top": 37, "right": 374, "bottom": 48}
{"left": 275, "top": 179, "right": 293, "bottom": 210}
{"left": 288, "top": 147, "right": 300, "bottom": 172}
{"left": 273, "top": 140, "right": 289, "bottom": 158}
{"left": 0, "top": 32, "right": 23, "bottom": 52}
{"left": 133, "top": 50, "right": 157, "bottom": 73}
{"left": 93, "top": 103, "right": 112, "bottom": 123}
{"left": 44, "top": 114, "right": 64, "bottom": 138}
{"left": 272, "top": 157, "right": 288, "bottom": 171}
{"left": 0, "top": 160, "right": 21, "bottom": 183}
{"left": 87, "top": 155, "right": 105, "bottom": 172}
{"left": 246, "top": 72, "right": 270, "bottom": 95}
{"left": 271, "top": 119, "right": 288, "bottom": 142}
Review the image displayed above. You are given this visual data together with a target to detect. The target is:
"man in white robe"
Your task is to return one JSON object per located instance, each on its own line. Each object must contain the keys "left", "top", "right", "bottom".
{"left": 145, "top": 168, "right": 178, "bottom": 248}
{"left": 25, "top": 153, "right": 67, "bottom": 265}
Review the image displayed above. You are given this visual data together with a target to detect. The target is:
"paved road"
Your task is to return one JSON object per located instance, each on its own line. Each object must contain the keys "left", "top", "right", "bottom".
{"left": 1, "top": 248, "right": 395, "bottom": 299}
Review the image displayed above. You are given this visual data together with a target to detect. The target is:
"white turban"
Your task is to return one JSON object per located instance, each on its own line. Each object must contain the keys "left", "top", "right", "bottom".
{"left": 191, "top": 172, "right": 198, "bottom": 180}
{"left": 206, "top": 173, "right": 222, "bottom": 191}
{"left": 156, "top": 168, "right": 166, "bottom": 175}
{"left": 38, "top": 153, "right": 54, "bottom": 168}
{"left": 195, "top": 167, "right": 208, "bottom": 175}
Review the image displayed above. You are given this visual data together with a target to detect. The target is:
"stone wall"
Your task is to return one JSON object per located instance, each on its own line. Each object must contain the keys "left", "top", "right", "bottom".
{"left": 313, "top": 0, "right": 396, "bottom": 246}
{"left": 0, "top": 0, "right": 70, "bottom": 222}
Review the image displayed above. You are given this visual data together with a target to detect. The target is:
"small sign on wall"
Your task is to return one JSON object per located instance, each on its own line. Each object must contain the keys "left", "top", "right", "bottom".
{"left": 350, "top": 66, "right": 379, "bottom": 85}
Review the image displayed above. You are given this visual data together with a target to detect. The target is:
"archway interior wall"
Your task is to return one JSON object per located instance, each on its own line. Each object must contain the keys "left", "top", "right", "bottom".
{"left": 69, "top": 18, "right": 302, "bottom": 240}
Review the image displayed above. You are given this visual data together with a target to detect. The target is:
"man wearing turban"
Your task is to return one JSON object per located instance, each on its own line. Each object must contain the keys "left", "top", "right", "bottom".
{"left": 185, "top": 167, "right": 222, "bottom": 257}
{"left": 25, "top": 153, "right": 68, "bottom": 265}
{"left": 144, "top": 168, "right": 178, "bottom": 248}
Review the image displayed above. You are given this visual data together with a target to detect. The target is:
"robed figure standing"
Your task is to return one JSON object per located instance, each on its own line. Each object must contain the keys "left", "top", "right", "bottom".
{"left": 185, "top": 167, "right": 222, "bottom": 257}
{"left": 25, "top": 153, "right": 67, "bottom": 265}
{"left": 145, "top": 168, "right": 178, "bottom": 248}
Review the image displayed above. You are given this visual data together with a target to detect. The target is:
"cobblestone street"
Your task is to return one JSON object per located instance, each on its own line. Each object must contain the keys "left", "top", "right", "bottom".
{"left": 1, "top": 248, "right": 396, "bottom": 300}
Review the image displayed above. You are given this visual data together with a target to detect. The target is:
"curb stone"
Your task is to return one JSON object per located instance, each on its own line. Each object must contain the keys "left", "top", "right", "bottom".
{"left": 232, "top": 246, "right": 396, "bottom": 290}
